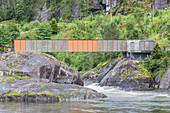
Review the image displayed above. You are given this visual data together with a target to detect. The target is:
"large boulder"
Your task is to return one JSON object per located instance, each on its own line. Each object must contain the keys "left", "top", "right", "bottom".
{"left": 159, "top": 68, "right": 170, "bottom": 90}
{"left": 0, "top": 79, "right": 106, "bottom": 102}
{"left": 40, "top": 64, "right": 84, "bottom": 86}
{"left": 0, "top": 51, "right": 82, "bottom": 86}
{"left": 99, "top": 58, "right": 151, "bottom": 90}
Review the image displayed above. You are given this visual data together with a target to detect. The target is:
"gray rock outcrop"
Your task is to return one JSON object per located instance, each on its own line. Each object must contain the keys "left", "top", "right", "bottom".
{"left": 0, "top": 51, "right": 82, "bottom": 86}
{"left": 159, "top": 68, "right": 170, "bottom": 90}
{"left": 99, "top": 58, "right": 151, "bottom": 89}
{"left": 0, "top": 79, "right": 106, "bottom": 102}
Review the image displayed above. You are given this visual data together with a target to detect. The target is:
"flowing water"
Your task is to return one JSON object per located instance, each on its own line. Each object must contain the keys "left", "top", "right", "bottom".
{"left": 0, "top": 82, "right": 170, "bottom": 113}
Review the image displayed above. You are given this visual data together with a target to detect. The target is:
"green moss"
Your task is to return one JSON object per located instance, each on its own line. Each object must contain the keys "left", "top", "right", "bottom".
{"left": 7, "top": 92, "right": 19, "bottom": 96}
{"left": 6, "top": 64, "right": 21, "bottom": 71}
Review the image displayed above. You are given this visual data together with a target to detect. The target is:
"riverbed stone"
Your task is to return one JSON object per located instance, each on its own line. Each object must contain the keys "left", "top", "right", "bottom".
{"left": 0, "top": 79, "right": 106, "bottom": 102}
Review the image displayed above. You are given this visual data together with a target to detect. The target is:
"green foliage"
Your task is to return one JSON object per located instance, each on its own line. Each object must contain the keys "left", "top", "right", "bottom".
{"left": 50, "top": 18, "right": 58, "bottom": 34}
{"left": 124, "top": 21, "right": 139, "bottom": 39}
{"left": 101, "top": 21, "right": 121, "bottom": 39}
{"left": 36, "top": 21, "right": 52, "bottom": 39}
{"left": 0, "top": 21, "right": 20, "bottom": 46}
{"left": 141, "top": 43, "right": 169, "bottom": 76}
{"left": 47, "top": 52, "right": 120, "bottom": 71}
{"left": 16, "top": 0, "right": 26, "bottom": 21}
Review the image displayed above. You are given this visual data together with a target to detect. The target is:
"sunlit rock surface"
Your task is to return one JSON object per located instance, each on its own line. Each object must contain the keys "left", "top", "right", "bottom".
{"left": 0, "top": 51, "right": 82, "bottom": 86}
{"left": 0, "top": 79, "right": 106, "bottom": 102}
{"left": 159, "top": 68, "right": 170, "bottom": 90}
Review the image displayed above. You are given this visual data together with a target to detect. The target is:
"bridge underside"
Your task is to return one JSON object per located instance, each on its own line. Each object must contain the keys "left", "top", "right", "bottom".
{"left": 123, "top": 52, "right": 151, "bottom": 60}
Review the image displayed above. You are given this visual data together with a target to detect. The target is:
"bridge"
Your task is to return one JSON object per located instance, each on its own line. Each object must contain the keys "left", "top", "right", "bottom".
{"left": 13, "top": 39, "right": 155, "bottom": 60}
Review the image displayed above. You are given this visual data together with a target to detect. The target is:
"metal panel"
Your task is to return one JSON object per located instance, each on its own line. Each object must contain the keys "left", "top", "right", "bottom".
{"left": 122, "top": 40, "right": 127, "bottom": 51}
{"left": 20, "top": 40, "right": 26, "bottom": 51}
{"left": 140, "top": 41, "right": 145, "bottom": 51}
{"left": 103, "top": 40, "right": 107, "bottom": 52}
{"left": 145, "top": 41, "right": 149, "bottom": 51}
{"left": 88, "top": 40, "right": 93, "bottom": 52}
{"left": 108, "top": 40, "right": 113, "bottom": 52}
{"left": 48, "top": 40, "right": 52, "bottom": 52}
{"left": 113, "top": 40, "right": 117, "bottom": 52}
{"left": 31, "top": 40, "right": 37, "bottom": 52}
{"left": 37, "top": 40, "right": 42, "bottom": 52}
{"left": 68, "top": 40, "right": 73, "bottom": 52}
{"left": 14, "top": 40, "right": 21, "bottom": 52}
{"left": 92, "top": 40, "right": 98, "bottom": 52}
{"left": 41, "top": 40, "right": 48, "bottom": 52}
{"left": 73, "top": 40, "right": 78, "bottom": 52}
{"left": 83, "top": 40, "right": 88, "bottom": 52}
{"left": 77, "top": 40, "right": 83, "bottom": 52}
{"left": 53, "top": 40, "right": 58, "bottom": 52}
{"left": 150, "top": 41, "right": 155, "bottom": 51}
{"left": 98, "top": 40, "right": 103, "bottom": 52}
{"left": 130, "top": 42, "right": 135, "bottom": 52}
{"left": 26, "top": 40, "right": 31, "bottom": 51}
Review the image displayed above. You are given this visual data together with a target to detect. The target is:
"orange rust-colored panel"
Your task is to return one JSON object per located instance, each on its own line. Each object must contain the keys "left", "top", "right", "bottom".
{"left": 88, "top": 40, "right": 93, "bottom": 52}
{"left": 20, "top": 40, "right": 26, "bottom": 51}
{"left": 92, "top": 40, "right": 98, "bottom": 52}
{"left": 68, "top": 40, "right": 73, "bottom": 52}
{"left": 14, "top": 40, "right": 21, "bottom": 52}
{"left": 73, "top": 40, "right": 78, "bottom": 52}
{"left": 83, "top": 40, "right": 88, "bottom": 52}
{"left": 77, "top": 40, "right": 82, "bottom": 52}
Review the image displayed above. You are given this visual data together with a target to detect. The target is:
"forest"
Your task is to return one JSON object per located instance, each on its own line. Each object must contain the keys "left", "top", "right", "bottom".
{"left": 0, "top": 0, "right": 169, "bottom": 75}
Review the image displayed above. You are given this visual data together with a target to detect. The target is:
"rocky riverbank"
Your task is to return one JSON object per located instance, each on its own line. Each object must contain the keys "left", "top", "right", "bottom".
{"left": 81, "top": 57, "right": 170, "bottom": 90}
{"left": 0, "top": 79, "right": 106, "bottom": 103}
{"left": 0, "top": 51, "right": 106, "bottom": 102}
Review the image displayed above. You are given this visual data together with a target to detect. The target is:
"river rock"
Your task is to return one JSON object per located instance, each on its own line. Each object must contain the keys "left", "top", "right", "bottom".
{"left": 0, "top": 79, "right": 106, "bottom": 102}
{"left": 99, "top": 58, "right": 151, "bottom": 90}
{"left": 0, "top": 51, "right": 83, "bottom": 86}
{"left": 159, "top": 68, "right": 170, "bottom": 90}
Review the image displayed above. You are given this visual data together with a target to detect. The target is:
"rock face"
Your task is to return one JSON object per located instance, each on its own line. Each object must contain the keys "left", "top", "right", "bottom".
{"left": 82, "top": 58, "right": 152, "bottom": 90}
{"left": 159, "top": 68, "right": 170, "bottom": 90}
{"left": 40, "top": 64, "right": 84, "bottom": 86}
{"left": 0, "top": 51, "right": 83, "bottom": 86}
{"left": 32, "top": 2, "right": 51, "bottom": 22}
{"left": 99, "top": 58, "right": 151, "bottom": 89}
{"left": 81, "top": 57, "right": 123, "bottom": 82}
{"left": 0, "top": 79, "right": 106, "bottom": 102}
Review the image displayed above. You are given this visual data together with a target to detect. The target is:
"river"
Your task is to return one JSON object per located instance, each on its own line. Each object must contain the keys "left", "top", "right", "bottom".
{"left": 0, "top": 82, "right": 170, "bottom": 113}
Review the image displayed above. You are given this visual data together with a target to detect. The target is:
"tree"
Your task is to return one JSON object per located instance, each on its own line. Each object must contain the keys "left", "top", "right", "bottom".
{"left": 36, "top": 21, "right": 52, "bottom": 39}
{"left": 16, "top": 0, "right": 25, "bottom": 21}
{"left": 50, "top": 18, "right": 58, "bottom": 34}
{"left": 124, "top": 21, "right": 139, "bottom": 39}
{"left": 101, "top": 21, "right": 121, "bottom": 39}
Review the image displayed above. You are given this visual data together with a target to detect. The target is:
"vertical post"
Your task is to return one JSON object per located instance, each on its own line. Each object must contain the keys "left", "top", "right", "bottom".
{"left": 11, "top": 40, "right": 13, "bottom": 52}
{"left": 144, "top": 41, "right": 145, "bottom": 51}
{"left": 102, "top": 40, "right": 103, "bottom": 52}
{"left": 20, "top": 40, "right": 21, "bottom": 51}
{"left": 47, "top": 40, "right": 48, "bottom": 52}
{"left": 52, "top": 40, "right": 54, "bottom": 52}
{"left": 153, "top": 1, "right": 154, "bottom": 23}
{"left": 36, "top": 40, "right": 37, "bottom": 52}
{"left": 112, "top": 40, "right": 113, "bottom": 52}
{"left": 117, "top": 40, "right": 118, "bottom": 52}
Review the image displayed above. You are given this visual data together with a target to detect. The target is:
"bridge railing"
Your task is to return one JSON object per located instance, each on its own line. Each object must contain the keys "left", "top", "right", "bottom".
{"left": 13, "top": 39, "right": 155, "bottom": 53}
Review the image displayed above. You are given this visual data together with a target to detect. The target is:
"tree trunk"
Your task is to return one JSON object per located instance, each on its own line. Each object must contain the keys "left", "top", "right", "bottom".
{"left": 13, "top": 0, "right": 16, "bottom": 17}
